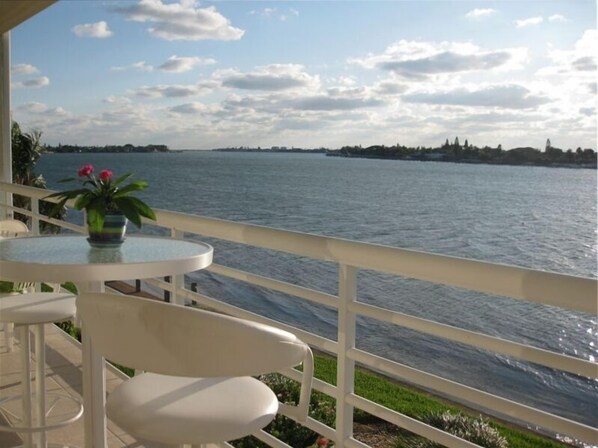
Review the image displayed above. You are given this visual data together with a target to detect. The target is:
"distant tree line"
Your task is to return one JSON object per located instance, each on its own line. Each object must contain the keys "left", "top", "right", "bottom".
{"left": 45, "top": 143, "right": 169, "bottom": 153}
{"left": 327, "top": 137, "right": 597, "bottom": 168}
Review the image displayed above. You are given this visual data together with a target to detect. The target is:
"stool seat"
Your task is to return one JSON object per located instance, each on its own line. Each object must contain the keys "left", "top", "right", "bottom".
{"left": 106, "top": 373, "right": 278, "bottom": 445}
{"left": 0, "top": 293, "right": 76, "bottom": 325}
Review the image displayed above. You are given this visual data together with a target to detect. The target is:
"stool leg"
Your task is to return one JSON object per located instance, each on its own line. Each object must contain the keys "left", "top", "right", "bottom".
{"left": 35, "top": 324, "right": 47, "bottom": 448}
{"left": 20, "top": 325, "right": 33, "bottom": 448}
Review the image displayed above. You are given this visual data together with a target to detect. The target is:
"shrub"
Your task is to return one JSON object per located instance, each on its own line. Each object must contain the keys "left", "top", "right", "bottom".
{"left": 396, "top": 411, "right": 508, "bottom": 448}
{"left": 232, "top": 373, "right": 335, "bottom": 448}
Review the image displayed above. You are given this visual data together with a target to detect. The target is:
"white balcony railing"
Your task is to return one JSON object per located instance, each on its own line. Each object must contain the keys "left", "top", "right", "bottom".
{"left": 1, "top": 180, "right": 597, "bottom": 448}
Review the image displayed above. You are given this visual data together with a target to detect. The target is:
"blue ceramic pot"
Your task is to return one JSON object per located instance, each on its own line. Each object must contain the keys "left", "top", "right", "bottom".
{"left": 87, "top": 212, "right": 127, "bottom": 249}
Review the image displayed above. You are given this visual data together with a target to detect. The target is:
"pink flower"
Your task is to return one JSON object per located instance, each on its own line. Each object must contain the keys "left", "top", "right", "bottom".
{"left": 99, "top": 169, "right": 113, "bottom": 182}
{"left": 78, "top": 164, "right": 94, "bottom": 177}
{"left": 316, "top": 437, "right": 329, "bottom": 447}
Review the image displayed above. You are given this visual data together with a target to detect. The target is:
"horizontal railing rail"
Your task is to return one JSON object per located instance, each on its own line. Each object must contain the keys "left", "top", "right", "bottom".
{"left": 1, "top": 180, "right": 597, "bottom": 448}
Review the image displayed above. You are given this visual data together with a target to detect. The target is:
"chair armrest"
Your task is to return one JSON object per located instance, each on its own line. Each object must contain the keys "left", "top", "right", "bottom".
{"left": 278, "top": 346, "right": 314, "bottom": 422}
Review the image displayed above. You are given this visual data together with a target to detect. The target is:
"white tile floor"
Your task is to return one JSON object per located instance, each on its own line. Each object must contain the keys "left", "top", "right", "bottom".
{"left": 0, "top": 324, "right": 219, "bottom": 448}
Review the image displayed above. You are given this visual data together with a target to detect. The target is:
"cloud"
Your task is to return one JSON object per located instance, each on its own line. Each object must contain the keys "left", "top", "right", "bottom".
{"left": 158, "top": 55, "right": 217, "bottom": 73}
{"left": 12, "top": 64, "right": 39, "bottom": 75}
{"left": 350, "top": 40, "right": 526, "bottom": 79}
{"left": 113, "top": 0, "right": 244, "bottom": 41}
{"left": 132, "top": 81, "right": 217, "bottom": 98}
{"left": 291, "top": 96, "right": 383, "bottom": 111}
{"left": 104, "top": 96, "right": 131, "bottom": 104}
{"left": 371, "top": 80, "right": 407, "bottom": 95}
{"left": 16, "top": 102, "right": 68, "bottom": 116}
{"left": 571, "top": 56, "right": 596, "bottom": 71}
{"left": 168, "top": 102, "right": 212, "bottom": 114}
{"left": 12, "top": 77, "right": 50, "bottom": 89}
{"left": 548, "top": 14, "right": 568, "bottom": 23}
{"left": 403, "top": 84, "right": 551, "bottom": 109}
{"left": 72, "top": 21, "right": 113, "bottom": 38}
{"left": 111, "top": 61, "right": 154, "bottom": 72}
{"left": 218, "top": 64, "right": 319, "bottom": 91}
{"left": 515, "top": 17, "right": 543, "bottom": 28}
{"left": 537, "top": 30, "right": 597, "bottom": 76}
{"left": 380, "top": 51, "right": 511, "bottom": 78}
{"left": 579, "top": 107, "right": 595, "bottom": 117}
{"left": 465, "top": 8, "right": 496, "bottom": 19}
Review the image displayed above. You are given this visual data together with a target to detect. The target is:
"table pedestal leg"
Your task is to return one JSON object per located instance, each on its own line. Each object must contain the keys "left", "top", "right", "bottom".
{"left": 79, "top": 281, "right": 106, "bottom": 448}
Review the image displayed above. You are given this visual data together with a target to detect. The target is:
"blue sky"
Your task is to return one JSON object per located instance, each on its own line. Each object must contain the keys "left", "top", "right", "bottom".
{"left": 10, "top": 0, "right": 597, "bottom": 150}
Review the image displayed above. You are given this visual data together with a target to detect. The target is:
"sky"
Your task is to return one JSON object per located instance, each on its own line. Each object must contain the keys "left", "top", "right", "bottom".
{"left": 9, "top": 0, "right": 598, "bottom": 150}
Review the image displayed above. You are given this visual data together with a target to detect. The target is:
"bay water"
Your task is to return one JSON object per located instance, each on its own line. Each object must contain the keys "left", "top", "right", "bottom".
{"left": 38, "top": 152, "right": 597, "bottom": 428}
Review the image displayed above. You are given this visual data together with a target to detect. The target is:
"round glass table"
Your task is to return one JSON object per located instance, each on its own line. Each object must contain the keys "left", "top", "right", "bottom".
{"left": 0, "top": 235, "right": 213, "bottom": 448}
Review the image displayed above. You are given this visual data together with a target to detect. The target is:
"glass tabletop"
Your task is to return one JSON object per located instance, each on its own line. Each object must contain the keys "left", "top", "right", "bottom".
{"left": 0, "top": 235, "right": 210, "bottom": 265}
{"left": 0, "top": 235, "right": 213, "bottom": 283}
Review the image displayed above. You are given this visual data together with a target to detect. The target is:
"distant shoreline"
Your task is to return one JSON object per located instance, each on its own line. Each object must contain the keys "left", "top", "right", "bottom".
{"left": 43, "top": 145, "right": 597, "bottom": 169}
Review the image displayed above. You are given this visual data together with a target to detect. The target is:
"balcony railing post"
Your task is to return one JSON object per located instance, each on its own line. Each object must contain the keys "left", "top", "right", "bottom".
{"left": 336, "top": 264, "right": 357, "bottom": 447}
{"left": 31, "top": 197, "right": 40, "bottom": 235}
{"left": 170, "top": 228, "right": 185, "bottom": 305}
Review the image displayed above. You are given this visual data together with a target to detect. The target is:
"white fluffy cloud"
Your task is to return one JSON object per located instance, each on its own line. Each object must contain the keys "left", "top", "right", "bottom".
{"left": 158, "top": 55, "right": 217, "bottom": 73}
{"left": 515, "top": 17, "right": 544, "bottom": 28}
{"left": 217, "top": 64, "right": 320, "bottom": 91}
{"left": 12, "top": 77, "right": 50, "bottom": 89}
{"left": 111, "top": 61, "right": 154, "bottom": 72}
{"left": 12, "top": 64, "right": 39, "bottom": 75}
{"left": 465, "top": 8, "right": 496, "bottom": 19}
{"left": 350, "top": 40, "right": 527, "bottom": 79}
{"left": 403, "top": 84, "right": 551, "bottom": 109}
{"left": 132, "top": 81, "right": 217, "bottom": 98}
{"left": 548, "top": 14, "right": 568, "bottom": 23}
{"left": 16, "top": 102, "right": 69, "bottom": 116}
{"left": 114, "top": 0, "right": 244, "bottom": 41}
{"left": 72, "top": 21, "right": 113, "bottom": 38}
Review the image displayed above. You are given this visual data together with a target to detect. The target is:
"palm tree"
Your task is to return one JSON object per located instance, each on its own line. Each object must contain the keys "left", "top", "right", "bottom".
{"left": 11, "top": 121, "right": 64, "bottom": 232}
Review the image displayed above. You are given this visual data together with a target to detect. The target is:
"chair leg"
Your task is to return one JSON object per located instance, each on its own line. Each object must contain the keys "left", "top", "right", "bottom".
{"left": 20, "top": 325, "right": 33, "bottom": 448}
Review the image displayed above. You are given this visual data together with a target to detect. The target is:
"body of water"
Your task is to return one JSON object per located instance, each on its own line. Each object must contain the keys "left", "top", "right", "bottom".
{"left": 38, "top": 152, "right": 597, "bottom": 428}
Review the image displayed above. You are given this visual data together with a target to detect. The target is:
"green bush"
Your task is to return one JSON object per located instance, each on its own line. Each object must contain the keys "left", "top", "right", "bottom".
{"left": 396, "top": 411, "right": 508, "bottom": 448}
{"left": 232, "top": 373, "right": 335, "bottom": 448}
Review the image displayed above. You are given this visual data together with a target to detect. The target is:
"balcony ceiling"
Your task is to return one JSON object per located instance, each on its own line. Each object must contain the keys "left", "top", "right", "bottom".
{"left": 0, "top": 1, "right": 56, "bottom": 34}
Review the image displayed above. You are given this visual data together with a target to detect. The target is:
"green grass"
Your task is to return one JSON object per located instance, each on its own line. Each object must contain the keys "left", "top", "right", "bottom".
{"left": 313, "top": 354, "right": 568, "bottom": 448}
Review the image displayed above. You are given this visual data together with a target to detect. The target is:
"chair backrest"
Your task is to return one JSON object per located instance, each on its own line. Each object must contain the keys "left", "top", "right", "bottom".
{"left": 77, "top": 293, "right": 310, "bottom": 378}
{"left": 0, "top": 219, "right": 29, "bottom": 238}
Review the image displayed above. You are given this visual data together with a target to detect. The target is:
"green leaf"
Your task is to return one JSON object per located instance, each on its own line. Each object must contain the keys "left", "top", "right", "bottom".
{"left": 86, "top": 199, "right": 106, "bottom": 232}
{"left": 74, "top": 193, "right": 94, "bottom": 211}
{"left": 113, "top": 197, "right": 142, "bottom": 228}
{"left": 113, "top": 181, "right": 149, "bottom": 198}
{"left": 112, "top": 173, "right": 133, "bottom": 187}
{"left": 127, "top": 196, "right": 156, "bottom": 221}
{"left": 48, "top": 198, "right": 68, "bottom": 218}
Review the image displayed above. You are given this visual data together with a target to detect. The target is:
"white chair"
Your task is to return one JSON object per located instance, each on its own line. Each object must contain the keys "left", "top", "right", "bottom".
{"left": 0, "top": 219, "right": 29, "bottom": 238}
{"left": 0, "top": 219, "right": 31, "bottom": 351}
{"left": 0, "top": 293, "right": 83, "bottom": 448}
{"left": 77, "top": 293, "right": 314, "bottom": 446}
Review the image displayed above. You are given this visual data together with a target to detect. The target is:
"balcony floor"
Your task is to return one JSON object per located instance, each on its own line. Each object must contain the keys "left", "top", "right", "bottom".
{"left": 0, "top": 323, "right": 217, "bottom": 448}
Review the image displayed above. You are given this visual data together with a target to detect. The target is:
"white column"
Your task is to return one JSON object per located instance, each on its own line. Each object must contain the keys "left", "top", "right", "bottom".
{"left": 0, "top": 32, "right": 13, "bottom": 219}
{"left": 336, "top": 264, "right": 357, "bottom": 447}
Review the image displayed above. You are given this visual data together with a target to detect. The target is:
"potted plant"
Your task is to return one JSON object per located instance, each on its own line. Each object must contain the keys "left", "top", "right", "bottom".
{"left": 46, "top": 164, "right": 156, "bottom": 248}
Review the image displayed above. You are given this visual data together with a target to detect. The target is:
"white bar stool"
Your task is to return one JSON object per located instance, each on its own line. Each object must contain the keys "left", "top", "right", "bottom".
{"left": 0, "top": 293, "right": 84, "bottom": 448}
